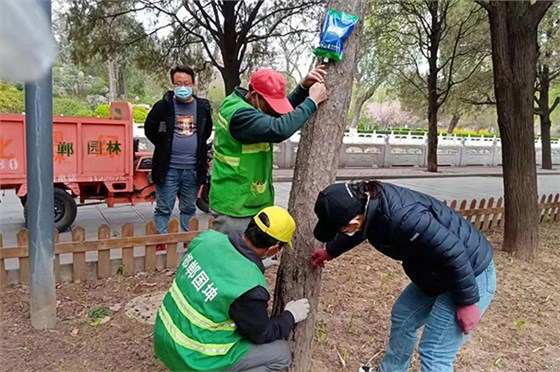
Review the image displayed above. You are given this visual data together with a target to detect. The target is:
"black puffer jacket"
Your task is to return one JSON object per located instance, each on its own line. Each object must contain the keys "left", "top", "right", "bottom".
{"left": 144, "top": 91, "right": 213, "bottom": 186}
{"left": 326, "top": 182, "right": 493, "bottom": 306}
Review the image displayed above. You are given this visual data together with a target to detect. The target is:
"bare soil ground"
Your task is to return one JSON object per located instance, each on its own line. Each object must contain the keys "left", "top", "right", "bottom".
{"left": 1, "top": 223, "right": 559, "bottom": 372}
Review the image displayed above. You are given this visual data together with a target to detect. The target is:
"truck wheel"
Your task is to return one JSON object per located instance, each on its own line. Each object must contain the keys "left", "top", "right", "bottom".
{"left": 24, "top": 188, "right": 77, "bottom": 232}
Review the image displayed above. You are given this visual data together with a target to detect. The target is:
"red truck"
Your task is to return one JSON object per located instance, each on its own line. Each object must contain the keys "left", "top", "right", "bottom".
{"left": 0, "top": 102, "right": 155, "bottom": 231}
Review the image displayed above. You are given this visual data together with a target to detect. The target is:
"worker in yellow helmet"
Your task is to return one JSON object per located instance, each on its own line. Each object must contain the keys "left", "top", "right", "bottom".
{"left": 154, "top": 206, "right": 309, "bottom": 371}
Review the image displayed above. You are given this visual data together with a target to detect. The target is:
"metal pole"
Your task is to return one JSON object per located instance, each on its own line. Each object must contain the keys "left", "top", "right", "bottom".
{"left": 24, "top": 0, "right": 56, "bottom": 330}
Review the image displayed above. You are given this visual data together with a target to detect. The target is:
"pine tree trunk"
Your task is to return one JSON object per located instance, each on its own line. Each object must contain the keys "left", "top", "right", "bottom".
{"left": 107, "top": 59, "right": 117, "bottom": 103}
{"left": 117, "top": 64, "right": 127, "bottom": 100}
{"left": 486, "top": 2, "right": 545, "bottom": 260}
{"left": 271, "top": 1, "right": 368, "bottom": 370}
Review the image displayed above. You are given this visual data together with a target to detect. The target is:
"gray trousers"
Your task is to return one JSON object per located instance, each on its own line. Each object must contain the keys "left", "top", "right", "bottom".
{"left": 229, "top": 340, "right": 291, "bottom": 372}
{"left": 212, "top": 211, "right": 253, "bottom": 236}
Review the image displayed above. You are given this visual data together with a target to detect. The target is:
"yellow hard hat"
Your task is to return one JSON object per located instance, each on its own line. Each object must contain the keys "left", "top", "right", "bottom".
{"left": 253, "top": 206, "right": 296, "bottom": 248}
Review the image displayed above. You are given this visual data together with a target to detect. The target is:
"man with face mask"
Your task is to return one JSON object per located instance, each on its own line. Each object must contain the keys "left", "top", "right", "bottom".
{"left": 154, "top": 206, "right": 310, "bottom": 372}
{"left": 145, "top": 65, "right": 213, "bottom": 251}
{"left": 210, "top": 67, "right": 328, "bottom": 236}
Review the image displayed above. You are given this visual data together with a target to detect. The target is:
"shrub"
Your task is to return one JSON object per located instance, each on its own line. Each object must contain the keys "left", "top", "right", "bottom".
{"left": 133, "top": 106, "right": 148, "bottom": 123}
{"left": 0, "top": 82, "right": 24, "bottom": 113}
{"left": 95, "top": 104, "right": 111, "bottom": 118}
{"left": 53, "top": 98, "right": 89, "bottom": 116}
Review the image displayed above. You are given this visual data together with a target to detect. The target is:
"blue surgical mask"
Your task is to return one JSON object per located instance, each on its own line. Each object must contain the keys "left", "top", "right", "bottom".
{"left": 174, "top": 86, "right": 192, "bottom": 101}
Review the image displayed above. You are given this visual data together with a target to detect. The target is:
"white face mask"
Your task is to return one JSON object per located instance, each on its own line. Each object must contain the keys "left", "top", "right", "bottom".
{"left": 344, "top": 229, "right": 362, "bottom": 237}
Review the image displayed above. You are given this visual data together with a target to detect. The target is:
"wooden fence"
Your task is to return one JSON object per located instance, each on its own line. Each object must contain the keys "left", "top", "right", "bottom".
{"left": 1, "top": 193, "right": 559, "bottom": 286}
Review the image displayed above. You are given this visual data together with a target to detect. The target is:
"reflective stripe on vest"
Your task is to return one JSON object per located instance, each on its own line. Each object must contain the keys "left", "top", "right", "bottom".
{"left": 169, "top": 281, "right": 236, "bottom": 331}
{"left": 158, "top": 303, "right": 235, "bottom": 356}
{"left": 213, "top": 149, "right": 240, "bottom": 167}
{"left": 241, "top": 143, "right": 271, "bottom": 154}
{"left": 216, "top": 114, "right": 228, "bottom": 131}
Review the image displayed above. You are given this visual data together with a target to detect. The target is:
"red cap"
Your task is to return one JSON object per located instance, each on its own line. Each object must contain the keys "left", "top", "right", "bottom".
{"left": 249, "top": 69, "right": 294, "bottom": 115}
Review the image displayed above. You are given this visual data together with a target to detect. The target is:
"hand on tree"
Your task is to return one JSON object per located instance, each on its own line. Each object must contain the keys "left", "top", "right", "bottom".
{"left": 309, "top": 83, "right": 328, "bottom": 106}
{"left": 284, "top": 298, "right": 310, "bottom": 323}
{"left": 310, "top": 247, "right": 332, "bottom": 268}
{"left": 456, "top": 304, "right": 481, "bottom": 334}
{"left": 301, "top": 65, "right": 327, "bottom": 89}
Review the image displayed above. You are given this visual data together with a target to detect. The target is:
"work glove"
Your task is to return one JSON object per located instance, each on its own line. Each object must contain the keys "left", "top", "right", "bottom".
{"left": 310, "top": 247, "right": 332, "bottom": 268}
{"left": 284, "top": 298, "right": 310, "bottom": 323}
{"left": 262, "top": 257, "right": 279, "bottom": 269}
{"left": 456, "top": 304, "right": 481, "bottom": 334}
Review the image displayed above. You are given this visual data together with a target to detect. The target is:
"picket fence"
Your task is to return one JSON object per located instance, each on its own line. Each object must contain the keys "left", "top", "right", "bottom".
{"left": 1, "top": 193, "right": 559, "bottom": 286}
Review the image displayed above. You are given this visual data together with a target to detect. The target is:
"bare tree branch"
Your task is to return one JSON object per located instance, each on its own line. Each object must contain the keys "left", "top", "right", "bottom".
{"left": 474, "top": 0, "right": 492, "bottom": 13}
{"left": 551, "top": 96, "right": 560, "bottom": 113}
{"left": 461, "top": 96, "right": 496, "bottom": 106}
{"left": 530, "top": 0, "right": 555, "bottom": 27}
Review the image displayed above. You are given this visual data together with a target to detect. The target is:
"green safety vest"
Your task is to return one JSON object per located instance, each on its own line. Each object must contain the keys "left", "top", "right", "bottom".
{"left": 210, "top": 92, "right": 274, "bottom": 217}
{"left": 154, "top": 230, "right": 268, "bottom": 371}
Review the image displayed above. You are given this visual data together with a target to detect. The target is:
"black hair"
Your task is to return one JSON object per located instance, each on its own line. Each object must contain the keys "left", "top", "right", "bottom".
{"left": 170, "top": 65, "right": 196, "bottom": 84}
{"left": 244, "top": 212, "right": 280, "bottom": 249}
{"left": 350, "top": 180, "right": 383, "bottom": 212}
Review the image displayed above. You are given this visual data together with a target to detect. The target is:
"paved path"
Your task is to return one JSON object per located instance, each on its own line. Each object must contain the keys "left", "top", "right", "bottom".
{"left": 1, "top": 169, "right": 558, "bottom": 271}
{"left": 2, "top": 173, "right": 558, "bottom": 249}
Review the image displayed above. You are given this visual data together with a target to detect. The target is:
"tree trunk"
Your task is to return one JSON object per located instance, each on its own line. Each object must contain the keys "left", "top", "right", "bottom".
{"left": 426, "top": 1, "right": 440, "bottom": 173}
{"left": 107, "top": 59, "right": 117, "bottom": 103}
{"left": 447, "top": 113, "right": 460, "bottom": 134}
{"left": 271, "top": 1, "right": 367, "bottom": 370}
{"left": 220, "top": 1, "right": 242, "bottom": 95}
{"left": 349, "top": 83, "right": 380, "bottom": 129}
{"left": 536, "top": 64, "right": 553, "bottom": 170}
{"left": 541, "top": 116, "right": 552, "bottom": 170}
{"left": 485, "top": 1, "right": 550, "bottom": 260}
{"left": 117, "top": 63, "right": 127, "bottom": 100}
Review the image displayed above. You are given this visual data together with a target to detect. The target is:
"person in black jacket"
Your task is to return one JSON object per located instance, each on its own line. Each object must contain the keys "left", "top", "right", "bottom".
{"left": 144, "top": 65, "right": 213, "bottom": 250}
{"left": 310, "top": 181, "right": 496, "bottom": 372}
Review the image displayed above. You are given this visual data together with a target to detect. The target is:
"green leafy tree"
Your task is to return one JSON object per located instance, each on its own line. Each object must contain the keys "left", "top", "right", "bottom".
{"left": 386, "top": 0, "right": 489, "bottom": 172}
{"left": 65, "top": 0, "right": 160, "bottom": 102}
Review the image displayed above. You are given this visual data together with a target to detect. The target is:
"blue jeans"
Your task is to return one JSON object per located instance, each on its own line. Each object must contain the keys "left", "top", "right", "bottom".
{"left": 154, "top": 168, "right": 198, "bottom": 234}
{"left": 380, "top": 260, "right": 497, "bottom": 372}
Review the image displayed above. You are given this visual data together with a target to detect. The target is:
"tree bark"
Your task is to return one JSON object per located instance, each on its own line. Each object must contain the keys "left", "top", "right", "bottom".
{"left": 447, "top": 113, "right": 460, "bottom": 134}
{"left": 117, "top": 63, "right": 127, "bottom": 100}
{"left": 484, "top": 1, "right": 552, "bottom": 260}
{"left": 107, "top": 59, "right": 117, "bottom": 103}
{"left": 426, "top": 1, "right": 441, "bottom": 173}
{"left": 540, "top": 116, "right": 552, "bottom": 170}
{"left": 271, "top": 1, "right": 367, "bottom": 370}
{"left": 536, "top": 64, "right": 553, "bottom": 170}
{"left": 219, "top": 1, "right": 242, "bottom": 95}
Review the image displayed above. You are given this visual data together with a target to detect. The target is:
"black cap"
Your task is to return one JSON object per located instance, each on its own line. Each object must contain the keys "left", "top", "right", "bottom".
{"left": 313, "top": 183, "right": 363, "bottom": 242}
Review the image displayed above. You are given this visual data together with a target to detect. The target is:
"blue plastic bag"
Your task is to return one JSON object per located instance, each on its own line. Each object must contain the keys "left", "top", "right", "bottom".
{"left": 313, "top": 9, "right": 360, "bottom": 62}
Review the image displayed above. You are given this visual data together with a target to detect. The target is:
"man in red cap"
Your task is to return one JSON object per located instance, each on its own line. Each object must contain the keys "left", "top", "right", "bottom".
{"left": 210, "top": 66, "right": 328, "bottom": 235}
